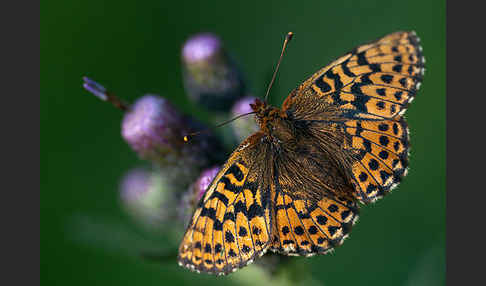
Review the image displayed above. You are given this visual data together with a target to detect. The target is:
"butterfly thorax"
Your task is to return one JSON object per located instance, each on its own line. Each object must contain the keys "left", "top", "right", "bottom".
{"left": 250, "top": 98, "right": 289, "bottom": 137}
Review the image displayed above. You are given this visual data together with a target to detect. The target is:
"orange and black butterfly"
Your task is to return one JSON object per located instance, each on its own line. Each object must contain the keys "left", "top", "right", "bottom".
{"left": 178, "top": 31, "right": 425, "bottom": 275}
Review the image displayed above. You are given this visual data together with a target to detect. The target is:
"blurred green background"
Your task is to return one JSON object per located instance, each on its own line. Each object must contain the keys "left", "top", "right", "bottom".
{"left": 41, "top": 0, "right": 445, "bottom": 285}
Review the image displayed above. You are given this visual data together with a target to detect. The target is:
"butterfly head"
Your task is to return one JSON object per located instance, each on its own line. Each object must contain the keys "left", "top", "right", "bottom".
{"left": 249, "top": 98, "right": 266, "bottom": 113}
{"left": 249, "top": 98, "right": 285, "bottom": 134}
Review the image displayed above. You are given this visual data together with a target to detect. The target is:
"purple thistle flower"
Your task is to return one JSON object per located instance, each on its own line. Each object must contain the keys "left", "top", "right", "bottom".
{"left": 82, "top": 78, "right": 226, "bottom": 204}
{"left": 120, "top": 168, "right": 151, "bottom": 203}
{"left": 231, "top": 96, "right": 259, "bottom": 142}
{"left": 120, "top": 95, "right": 226, "bottom": 208}
{"left": 182, "top": 33, "right": 223, "bottom": 64}
{"left": 120, "top": 94, "right": 224, "bottom": 168}
{"left": 121, "top": 95, "right": 187, "bottom": 162}
{"left": 182, "top": 33, "right": 246, "bottom": 111}
{"left": 119, "top": 167, "right": 173, "bottom": 228}
{"left": 194, "top": 166, "right": 221, "bottom": 200}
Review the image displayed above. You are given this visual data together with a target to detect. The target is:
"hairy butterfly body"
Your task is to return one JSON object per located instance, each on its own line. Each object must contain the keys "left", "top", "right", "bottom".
{"left": 178, "top": 31, "right": 424, "bottom": 275}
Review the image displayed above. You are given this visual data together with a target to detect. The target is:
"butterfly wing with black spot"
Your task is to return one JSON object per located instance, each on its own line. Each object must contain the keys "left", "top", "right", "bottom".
{"left": 178, "top": 132, "right": 274, "bottom": 275}
{"left": 270, "top": 188, "right": 359, "bottom": 256}
{"left": 281, "top": 31, "right": 424, "bottom": 203}
{"left": 267, "top": 132, "right": 359, "bottom": 256}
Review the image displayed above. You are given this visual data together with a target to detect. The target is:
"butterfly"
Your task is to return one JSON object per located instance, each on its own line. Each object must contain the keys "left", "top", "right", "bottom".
{"left": 178, "top": 31, "right": 425, "bottom": 275}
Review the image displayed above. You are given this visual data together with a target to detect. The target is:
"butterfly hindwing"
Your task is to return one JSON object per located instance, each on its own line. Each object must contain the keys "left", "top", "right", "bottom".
{"left": 178, "top": 132, "right": 273, "bottom": 275}
{"left": 267, "top": 140, "right": 360, "bottom": 256}
{"left": 270, "top": 191, "right": 359, "bottom": 256}
{"left": 344, "top": 117, "right": 410, "bottom": 202}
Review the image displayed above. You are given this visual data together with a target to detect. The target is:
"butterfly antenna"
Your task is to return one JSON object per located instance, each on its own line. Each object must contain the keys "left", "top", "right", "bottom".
{"left": 264, "top": 32, "right": 294, "bottom": 103}
{"left": 183, "top": 111, "right": 256, "bottom": 142}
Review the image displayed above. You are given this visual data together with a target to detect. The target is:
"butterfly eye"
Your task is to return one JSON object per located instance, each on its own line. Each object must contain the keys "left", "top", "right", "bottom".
{"left": 251, "top": 98, "right": 263, "bottom": 108}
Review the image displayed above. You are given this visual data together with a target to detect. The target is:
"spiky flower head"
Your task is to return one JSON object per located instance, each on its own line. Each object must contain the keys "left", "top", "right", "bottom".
{"left": 121, "top": 95, "right": 187, "bottom": 162}
{"left": 119, "top": 167, "right": 173, "bottom": 228}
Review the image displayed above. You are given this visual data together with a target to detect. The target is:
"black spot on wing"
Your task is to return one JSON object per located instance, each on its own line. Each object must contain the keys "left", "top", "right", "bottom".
{"left": 282, "top": 226, "right": 290, "bottom": 235}
{"left": 327, "top": 204, "right": 338, "bottom": 213}
{"left": 225, "top": 231, "right": 235, "bottom": 243}
{"left": 294, "top": 226, "right": 305, "bottom": 235}
{"left": 241, "top": 245, "right": 251, "bottom": 254}
{"left": 325, "top": 70, "right": 343, "bottom": 90}
{"left": 378, "top": 123, "right": 389, "bottom": 131}
{"left": 248, "top": 203, "right": 264, "bottom": 220}
{"left": 368, "top": 159, "right": 379, "bottom": 170}
{"left": 376, "top": 88, "right": 386, "bottom": 96}
{"left": 341, "top": 61, "right": 356, "bottom": 77}
{"left": 228, "top": 249, "right": 237, "bottom": 257}
{"left": 238, "top": 226, "right": 248, "bottom": 237}
{"left": 220, "top": 177, "right": 242, "bottom": 194}
{"left": 308, "top": 225, "right": 318, "bottom": 234}
{"left": 226, "top": 163, "right": 244, "bottom": 181}
{"left": 380, "top": 74, "right": 393, "bottom": 84}
{"left": 315, "top": 75, "right": 332, "bottom": 93}
{"left": 316, "top": 215, "right": 328, "bottom": 225}
{"left": 252, "top": 226, "right": 261, "bottom": 235}
{"left": 357, "top": 52, "right": 369, "bottom": 65}
{"left": 210, "top": 191, "right": 229, "bottom": 206}
{"left": 223, "top": 212, "right": 235, "bottom": 222}
{"left": 392, "top": 64, "right": 402, "bottom": 73}
{"left": 234, "top": 200, "right": 247, "bottom": 216}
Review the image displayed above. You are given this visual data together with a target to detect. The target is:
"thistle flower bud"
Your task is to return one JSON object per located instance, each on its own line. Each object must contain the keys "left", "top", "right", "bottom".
{"left": 121, "top": 95, "right": 187, "bottom": 162}
{"left": 231, "top": 96, "right": 259, "bottom": 142}
{"left": 82, "top": 77, "right": 129, "bottom": 110}
{"left": 119, "top": 167, "right": 173, "bottom": 228}
{"left": 178, "top": 166, "right": 221, "bottom": 225}
{"left": 182, "top": 33, "right": 246, "bottom": 111}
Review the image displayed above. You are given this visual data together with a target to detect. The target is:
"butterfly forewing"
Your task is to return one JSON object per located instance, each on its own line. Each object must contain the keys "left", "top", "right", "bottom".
{"left": 282, "top": 31, "right": 423, "bottom": 203}
{"left": 283, "top": 31, "right": 424, "bottom": 119}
